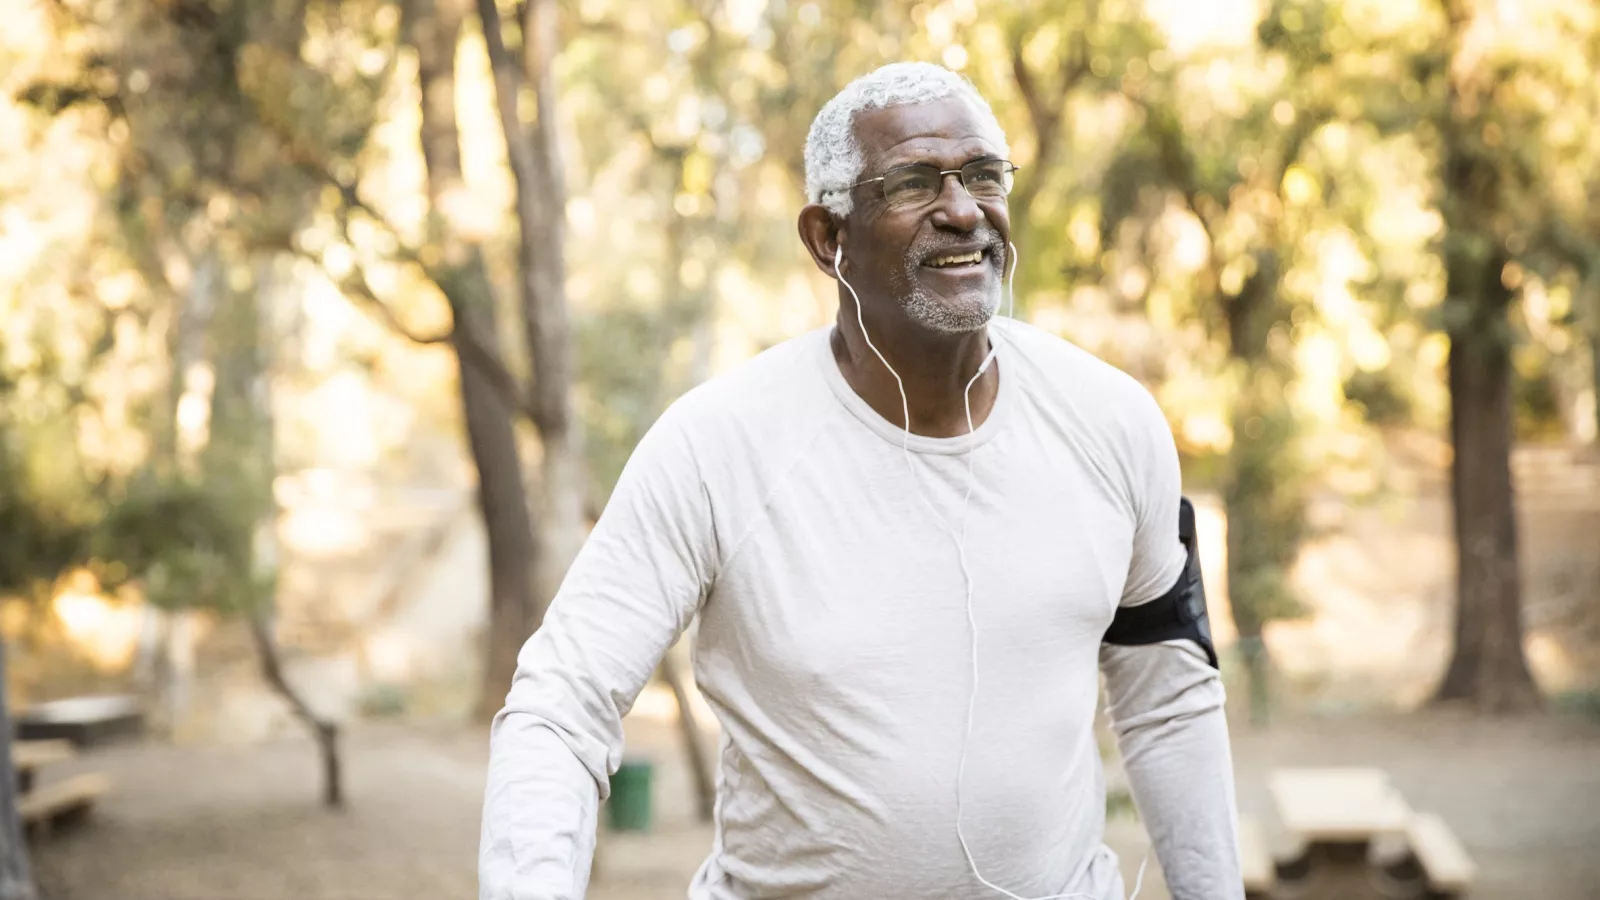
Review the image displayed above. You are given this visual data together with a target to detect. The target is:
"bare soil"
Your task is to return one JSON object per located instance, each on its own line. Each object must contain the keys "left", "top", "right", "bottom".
{"left": 28, "top": 711, "right": 1600, "bottom": 900}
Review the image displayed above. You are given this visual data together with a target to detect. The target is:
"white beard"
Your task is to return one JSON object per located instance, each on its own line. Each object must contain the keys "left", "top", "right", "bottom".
{"left": 899, "top": 280, "right": 1000, "bottom": 334}
{"left": 893, "top": 235, "right": 1004, "bottom": 334}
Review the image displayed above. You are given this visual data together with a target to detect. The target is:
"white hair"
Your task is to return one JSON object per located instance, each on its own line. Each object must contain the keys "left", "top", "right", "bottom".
{"left": 804, "top": 62, "right": 1010, "bottom": 218}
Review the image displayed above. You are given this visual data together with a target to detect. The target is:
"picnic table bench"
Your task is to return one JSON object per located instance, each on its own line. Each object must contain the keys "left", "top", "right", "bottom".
{"left": 1404, "top": 812, "right": 1477, "bottom": 895}
{"left": 1260, "top": 766, "right": 1476, "bottom": 899}
{"left": 8, "top": 738, "right": 114, "bottom": 836}
{"left": 11, "top": 739, "right": 73, "bottom": 792}
{"left": 18, "top": 770, "right": 112, "bottom": 837}
{"left": 7, "top": 694, "right": 135, "bottom": 839}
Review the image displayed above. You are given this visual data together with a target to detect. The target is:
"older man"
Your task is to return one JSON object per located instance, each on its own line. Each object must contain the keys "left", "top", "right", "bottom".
{"left": 480, "top": 62, "right": 1242, "bottom": 900}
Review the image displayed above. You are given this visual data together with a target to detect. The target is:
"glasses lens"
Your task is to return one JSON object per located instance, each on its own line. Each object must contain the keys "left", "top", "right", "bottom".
{"left": 881, "top": 165, "right": 941, "bottom": 207}
{"left": 962, "top": 160, "right": 1013, "bottom": 198}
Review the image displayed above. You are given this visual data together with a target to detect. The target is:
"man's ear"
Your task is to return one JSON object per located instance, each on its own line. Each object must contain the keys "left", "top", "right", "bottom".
{"left": 797, "top": 203, "right": 845, "bottom": 277}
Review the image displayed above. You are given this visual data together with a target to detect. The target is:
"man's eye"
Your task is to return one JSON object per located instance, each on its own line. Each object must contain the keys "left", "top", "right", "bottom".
{"left": 889, "top": 171, "right": 937, "bottom": 194}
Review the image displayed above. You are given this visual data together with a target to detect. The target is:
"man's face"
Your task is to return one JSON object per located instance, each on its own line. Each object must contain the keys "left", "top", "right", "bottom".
{"left": 841, "top": 97, "right": 1012, "bottom": 335}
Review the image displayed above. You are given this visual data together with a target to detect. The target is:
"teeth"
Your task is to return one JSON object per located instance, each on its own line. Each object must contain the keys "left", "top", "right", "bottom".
{"left": 928, "top": 251, "right": 984, "bottom": 268}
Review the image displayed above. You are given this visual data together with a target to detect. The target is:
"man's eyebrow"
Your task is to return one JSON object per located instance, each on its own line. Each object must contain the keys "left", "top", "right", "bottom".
{"left": 878, "top": 144, "right": 1001, "bottom": 171}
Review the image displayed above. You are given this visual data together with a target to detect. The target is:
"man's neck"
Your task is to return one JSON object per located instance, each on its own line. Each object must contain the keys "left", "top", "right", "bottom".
{"left": 830, "top": 311, "right": 1000, "bottom": 439}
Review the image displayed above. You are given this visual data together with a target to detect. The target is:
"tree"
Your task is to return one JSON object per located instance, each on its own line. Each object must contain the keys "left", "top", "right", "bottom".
{"left": 1084, "top": 1, "right": 1355, "bottom": 721}
{"left": 997, "top": 0, "right": 1163, "bottom": 305}
{"left": 1426, "top": 0, "right": 1552, "bottom": 712}
{"left": 0, "top": 632, "right": 34, "bottom": 900}
{"left": 383, "top": 0, "right": 545, "bottom": 722}
{"left": 87, "top": 253, "right": 348, "bottom": 808}
{"left": 14, "top": 0, "right": 404, "bottom": 802}
{"left": 475, "top": 0, "right": 588, "bottom": 665}
{"left": 99, "top": 475, "right": 349, "bottom": 807}
{"left": 20, "top": 0, "right": 561, "bottom": 726}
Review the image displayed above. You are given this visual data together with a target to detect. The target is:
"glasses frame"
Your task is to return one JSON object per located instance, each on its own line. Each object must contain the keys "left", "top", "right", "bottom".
{"left": 844, "top": 158, "right": 1021, "bottom": 208}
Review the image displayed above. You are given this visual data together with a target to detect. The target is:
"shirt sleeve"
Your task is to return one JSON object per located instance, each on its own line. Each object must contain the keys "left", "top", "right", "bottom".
{"left": 479, "top": 401, "right": 717, "bottom": 900}
{"left": 1117, "top": 388, "right": 1186, "bottom": 608}
{"left": 1101, "top": 642, "right": 1242, "bottom": 900}
{"left": 1101, "top": 386, "right": 1242, "bottom": 900}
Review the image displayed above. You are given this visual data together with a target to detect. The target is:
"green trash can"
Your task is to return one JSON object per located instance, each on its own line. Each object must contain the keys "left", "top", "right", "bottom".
{"left": 607, "top": 758, "right": 654, "bottom": 832}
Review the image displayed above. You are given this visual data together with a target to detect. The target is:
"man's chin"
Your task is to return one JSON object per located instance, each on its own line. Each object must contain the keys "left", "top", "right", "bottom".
{"left": 902, "top": 291, "right": 999, "bottom": 335}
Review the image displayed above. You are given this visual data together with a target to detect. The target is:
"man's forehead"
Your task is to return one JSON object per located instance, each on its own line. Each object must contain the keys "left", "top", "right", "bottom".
{"left": 854, "top": 97, "right": 1002, "bottom": 169}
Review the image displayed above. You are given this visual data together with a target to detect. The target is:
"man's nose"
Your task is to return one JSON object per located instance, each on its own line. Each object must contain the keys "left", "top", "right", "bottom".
{"left": 929, "top": 172, "right": 983, "bottom": 231}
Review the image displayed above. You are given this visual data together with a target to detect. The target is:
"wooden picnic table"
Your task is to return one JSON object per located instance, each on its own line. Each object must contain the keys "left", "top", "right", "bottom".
{"left": 1264, "top": 767, "right": 1475, "bottom": 899}
{"left": 1268, "top": 766, "right": 1412, "bottom": 843}
{"left": 15, "top": 694, "right": 143, "bottom": 746}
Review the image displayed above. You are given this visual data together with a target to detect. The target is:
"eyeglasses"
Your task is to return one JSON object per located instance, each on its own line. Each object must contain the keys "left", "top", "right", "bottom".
{"left": 846, "top": 158, "right": 1019, "bottom": 210}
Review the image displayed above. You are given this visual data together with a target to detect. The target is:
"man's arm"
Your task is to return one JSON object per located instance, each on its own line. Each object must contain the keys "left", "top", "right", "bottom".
{"left": 1101, "top": 640, "right": 1241, "bottom": 899}
{"left": 479, "top": 403, "right": 716, "bottom": 900}
{"left": 1100, "top": 388, "right": 1242, "bottom": 900}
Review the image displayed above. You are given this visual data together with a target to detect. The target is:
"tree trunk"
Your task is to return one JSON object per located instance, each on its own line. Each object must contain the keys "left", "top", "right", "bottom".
{"left": 456, "top": 306, "right": 541, "bottom": 721}
{"left": 1224, "top": 479, "right": 1272, "bottom": 726}
{"left": 1219, "top": 255, "right": 1300, "bottom": 726}
{"left": 403, "top": 0, "right": 542, "bottom": 722}
{"left": 1591, "top": 328, "right": 1600, "bottom": 446}
{"left": 1430, "top": 0, "right": 1541, "bottom": 713}
{"left": 478, "top": 0, "right": 588, "bottom": 620}
{"left": 1431, "top": 250, "right": 1541, "bottom": 712}
{"left": 1588, "top": 286, "right": 1600, "bottom": 445}
{"left": 1223, "top": 385, "right": 1278, "bottom": 727}
{"left": 0, "top": 640, "right": 37, "bottom": 900}
{"left": 247, "top": 615, "right": 344, "bottom": 808}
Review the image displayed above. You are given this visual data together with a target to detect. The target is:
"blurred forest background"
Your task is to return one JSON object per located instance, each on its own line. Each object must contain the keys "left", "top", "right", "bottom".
{"left": 0, "top": 0, "right": 1598, "bottom": 897}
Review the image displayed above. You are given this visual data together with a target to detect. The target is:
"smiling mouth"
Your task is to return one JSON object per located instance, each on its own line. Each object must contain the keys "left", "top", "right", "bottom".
{"left": 921, "top": 248, "right": 991, "bottom": 271}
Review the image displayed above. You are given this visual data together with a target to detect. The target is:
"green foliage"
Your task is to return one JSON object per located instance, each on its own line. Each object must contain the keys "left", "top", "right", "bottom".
{"left": 1225, "top": 373, "right": 1311, "bottom": 630}
{"left": 0, "top": 432, "right": 86, "bottom": 597}
{"left": 1551, "top": 686, "right": 1600, "bottom": 722}
{"left": 93, "top": 476, "right": 263, "bottom": 614}
{"left": 1514, "top": 368, "right": 1566, "bottom": 441}
{"left": 1343, "top": 369, "right": 1412, "bottom": 427}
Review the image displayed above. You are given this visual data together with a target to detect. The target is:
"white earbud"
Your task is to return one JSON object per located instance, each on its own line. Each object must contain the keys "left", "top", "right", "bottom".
{"left": 1007, "top": 241, "right": 1018, "bottom": 319}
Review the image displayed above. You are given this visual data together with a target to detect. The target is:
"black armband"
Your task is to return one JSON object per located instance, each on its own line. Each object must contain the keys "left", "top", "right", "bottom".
{"left": 1103, "top": 496, "right": 1218, "bottom": 669}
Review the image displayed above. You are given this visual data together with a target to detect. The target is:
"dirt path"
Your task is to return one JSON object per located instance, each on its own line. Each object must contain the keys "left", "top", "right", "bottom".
{"left": 28, "top": 711, "right": 1600, "bottom": 900}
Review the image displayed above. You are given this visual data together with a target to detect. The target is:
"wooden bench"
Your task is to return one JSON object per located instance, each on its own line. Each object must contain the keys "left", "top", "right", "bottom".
{"left": 1238, "top": 814, "right": 1276, "bottom": 898}
{"left": 1406, "top": 812, "right": 1476, "bottom": 896}
{"left": 19, "top": 772, "right": 112, "bottom": 837}
{"left": 12, "top": 740, "right": 76, "bottom": 792}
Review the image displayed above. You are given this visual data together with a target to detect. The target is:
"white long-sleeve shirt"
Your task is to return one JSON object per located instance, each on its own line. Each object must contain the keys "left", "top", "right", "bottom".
{"left": 479, "top": 318, "right": 1243, "bottom": 900}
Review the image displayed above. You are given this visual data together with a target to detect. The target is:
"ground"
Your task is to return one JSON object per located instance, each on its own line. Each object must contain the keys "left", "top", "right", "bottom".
{"left": 27, "top": 710, "right": 1600, "bottom": 900}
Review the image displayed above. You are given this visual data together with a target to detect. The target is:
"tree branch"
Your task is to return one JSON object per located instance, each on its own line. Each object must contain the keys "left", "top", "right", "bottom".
{"left": 286, "top": 236, "right": 540, "bottom": 422}
{"left": 476, "top": 0, "right": 542, "bottom": 197}
{"left": 1007, "top": 18, "right": 1095, "bottom": 225}
{"left": 1120, "top": 85, "right": 1216, "bottom": 244}
{"left": 288, "top": 241, "right": 452, "bottom": 345}
{"left": 247, "top": 613, "right": 343, "bottom": 808}
{"left": 1010, "top": 35, "right": 1055, "bottom": 149}
{"left": 249, "top": 106, "right": 541, "bottom": 422}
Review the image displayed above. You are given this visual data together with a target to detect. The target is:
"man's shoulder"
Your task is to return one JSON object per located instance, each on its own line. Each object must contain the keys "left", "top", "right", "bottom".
{"left": 652, "top": 327, "right": 835, "bottom": 448}
{"left": 997, "top": 319, "right": 1177, "bottom": 493}
{"left": 998, "top": 318, "right": 1163, "bottom": 413}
